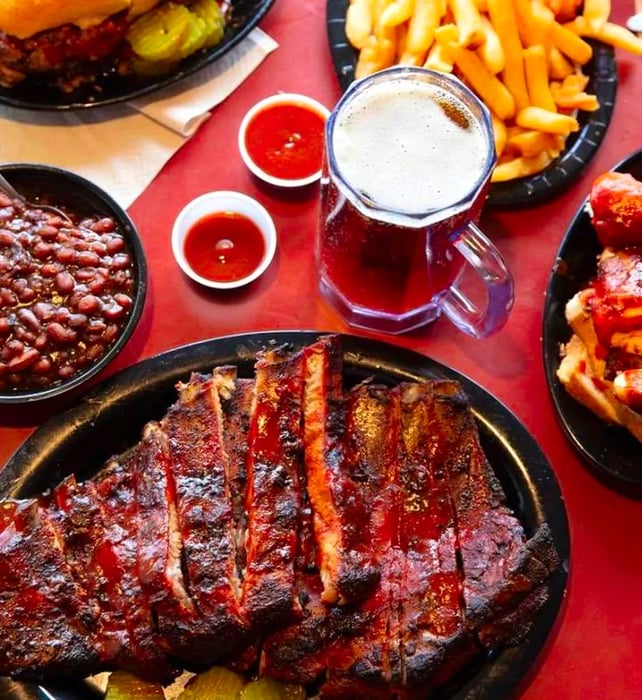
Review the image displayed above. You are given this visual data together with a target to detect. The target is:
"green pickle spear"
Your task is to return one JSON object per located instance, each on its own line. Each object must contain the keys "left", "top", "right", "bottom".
{"left": 177, "top": 666, "right": 246, "bottom": 699}
{"left": 239, "top": 677, "right": 306, "bottom": 700}
{"left": 127, "top": 2, "right": 192, "bottom": 62}
{"left": 104, "top": 670, "right": 165, "bottom": 699}
{"left": 191, "top": 0, "right": 225, "bottom": 47}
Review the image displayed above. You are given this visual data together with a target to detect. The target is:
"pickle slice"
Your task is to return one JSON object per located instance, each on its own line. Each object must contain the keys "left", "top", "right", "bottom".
{"left": 190, "top": 0, "right": 225, "bottom": 48}
{"left": 176, "top": 12, "right": 209, "bottom": 59}
{"left": 239, "top": 678, "right": 306, "bottom": 700}
{"left": 127, "top": 2, "right": 192, "bottom": 62}
{"left": 104, "top": 670, "right": 165, "bottom": 700}
{"left": 177, "top": 666, "right": 246, "bottom": 699}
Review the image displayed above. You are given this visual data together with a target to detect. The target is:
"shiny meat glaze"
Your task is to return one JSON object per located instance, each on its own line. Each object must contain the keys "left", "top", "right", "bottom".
{"left": 161, "top": 373, "right": 250, "bottom": 665}
{"left": 0, "top": 335, "right": 559, "bottom": 696}
{"left": 430, "top": 382, "right": 558, "bottom": 643}
{"left": 0, "top": 500, "right": 98, "bottom": 678}
{"left": 242, "top": 346, "right": 306, "bottom": 627}
{"left": 396, "top": 383, "right": 478, "bottom": 691}
{"left": 303, "top": 335, "right": 380, "bottom": 603}
{"left": 95, "top": 450, "right": 172, "bottom": 680}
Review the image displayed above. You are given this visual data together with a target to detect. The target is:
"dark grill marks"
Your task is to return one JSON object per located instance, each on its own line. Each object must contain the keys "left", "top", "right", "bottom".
{"left": 431, "top": 381, "right": 559, "bottom": 646}
{"left": 397, "top": 383, "right": 477, "bottom": 691}
{"left": 302, "top": 336, "right": 380, "bottom": 603}
{"left": 161, "top": 373, "right": 249, "bottom": 665}
{"left": 48, "top": 476, "right": 131, "bottom": 671}
{"left": 0, "top": 500, "right": 98, "bottom": 679}
{"left": 241, "top": 346, "right": 306, "bottom": 628}
{"left": 127, "top": 422, "right": 194, "bottom": 657}
{"left": 320, "top": 383, "right": 404, "bottom": 695}
{"left": 215, "top": 368, "right": 253, "bottom": 582}
{"left": 0, "top": 336, "right": 559, "bottom": 693}
{"left": 93, "top": 451, "right": 174, "bottom": 682}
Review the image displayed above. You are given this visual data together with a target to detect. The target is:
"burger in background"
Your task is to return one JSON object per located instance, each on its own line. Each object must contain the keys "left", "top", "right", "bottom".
{"left": 0, "top": 0, "right": 227, "bottom": 92}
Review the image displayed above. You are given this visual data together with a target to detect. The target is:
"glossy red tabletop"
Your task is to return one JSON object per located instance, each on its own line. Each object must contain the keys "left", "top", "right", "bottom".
{"left": 1, "top": 2, "right": 642, "bottom": 698}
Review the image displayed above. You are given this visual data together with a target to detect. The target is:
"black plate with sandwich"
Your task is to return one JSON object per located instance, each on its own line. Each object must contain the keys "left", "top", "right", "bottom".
{"left": 543, "top": 148, "right": 642, "bottom": 493}
{"left": 0, "top": 0, "right": 274, "bottom": 110}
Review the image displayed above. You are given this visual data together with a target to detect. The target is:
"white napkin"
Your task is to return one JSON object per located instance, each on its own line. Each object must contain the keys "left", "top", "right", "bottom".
{"left": 0, "top": 28, "right": 278, "bottom": 209}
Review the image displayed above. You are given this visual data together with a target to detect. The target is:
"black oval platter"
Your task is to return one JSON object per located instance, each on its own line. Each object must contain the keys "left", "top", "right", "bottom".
{"left": 0, "top": 0, "right": 274, "bottom": 111}
{"left": 0, "top": 331, "right": 569, "bottom": 700}
{"left": 326, "top": 0, "right": 617, "bottom": 208}
{"left": 543, "top": 148, "right": 642, "bottom": 494}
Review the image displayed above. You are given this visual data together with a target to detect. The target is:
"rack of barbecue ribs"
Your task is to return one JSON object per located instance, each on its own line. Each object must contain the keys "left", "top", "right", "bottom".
{"left": 0, "top": 335, "right": 559, "bottom": 697}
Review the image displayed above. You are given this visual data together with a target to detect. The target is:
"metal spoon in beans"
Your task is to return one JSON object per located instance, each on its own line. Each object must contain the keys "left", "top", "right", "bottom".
{"left": 0, "top": 173, "right": 82, "bottom": 228}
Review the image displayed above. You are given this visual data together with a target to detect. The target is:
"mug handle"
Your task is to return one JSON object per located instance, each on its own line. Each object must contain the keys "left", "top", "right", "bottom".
{"left": 440, "top": 222, "right": 515, "bottom": 338}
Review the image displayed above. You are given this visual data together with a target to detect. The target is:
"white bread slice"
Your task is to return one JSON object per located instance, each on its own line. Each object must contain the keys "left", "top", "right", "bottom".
{"left": 557, "top": 335, "right": 642, "bottom": 442}
{"left": 564, "top": 290, "right": 606, "bottom": 377}
{"left": 557, "top": 335, "right": 620, "bottom": 424}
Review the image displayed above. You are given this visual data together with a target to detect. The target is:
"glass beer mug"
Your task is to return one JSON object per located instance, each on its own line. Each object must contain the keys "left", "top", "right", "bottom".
{"left": 317, "top": 66, "right": 514, "bottom": 337}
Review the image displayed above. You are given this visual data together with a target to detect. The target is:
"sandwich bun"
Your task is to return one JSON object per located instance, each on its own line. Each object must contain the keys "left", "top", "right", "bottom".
{"left": 557, "top": 298, "right": 642, "bottom": 443}
{"left": 0, "top": 0, "right": 163, "bottom": 40}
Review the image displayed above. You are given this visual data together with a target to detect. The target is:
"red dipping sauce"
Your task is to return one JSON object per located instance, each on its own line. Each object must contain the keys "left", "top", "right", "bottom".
{"left": 183, "top": 211, "right": 266, "bottom": 284}
{"left": 241, "top": 96, "right": 328, "bottom": 183}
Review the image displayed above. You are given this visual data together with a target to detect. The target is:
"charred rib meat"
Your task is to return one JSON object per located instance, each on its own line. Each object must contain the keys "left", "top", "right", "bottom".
{"left": 0, "top": 336, "right": 559, "bottom": 696}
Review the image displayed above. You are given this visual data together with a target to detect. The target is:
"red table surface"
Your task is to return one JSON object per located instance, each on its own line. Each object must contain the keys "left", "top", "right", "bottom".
{"left": 1, "top": 1, "right": 641, "bottom": 697}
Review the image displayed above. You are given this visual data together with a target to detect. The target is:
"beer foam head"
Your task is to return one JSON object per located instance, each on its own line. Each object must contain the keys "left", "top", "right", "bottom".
{"left": 331, "top": 77, "right": 491, "bottom": 214}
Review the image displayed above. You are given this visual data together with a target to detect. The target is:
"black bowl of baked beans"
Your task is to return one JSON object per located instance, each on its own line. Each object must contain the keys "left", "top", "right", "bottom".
{"left": 0, "top": 163, "right": 147, "bottom": 403}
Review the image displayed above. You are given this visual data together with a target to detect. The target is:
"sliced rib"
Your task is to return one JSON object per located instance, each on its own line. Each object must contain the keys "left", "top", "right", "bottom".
{"left": 303, "top": 335, "right": 380, "bottom": 603}
{"left": 93, "top": 448, "right": 176, "bottom": 682}
{"left": 432, "top": 381, "right": 559, "bottom": 642}
{"left": 161, "top": 372, "right": 249, "bottom": 665}
{"left": 319, "top": 382, "right": 404, "bottom": 695}
{"left": 241, "top": 346, "right": 306, "bottom": 627}
{"left": 397, "top": 382, "right": 478, "bottom": 692}
{"left": 0, "top": 499, "right": 98, "bottom": 680}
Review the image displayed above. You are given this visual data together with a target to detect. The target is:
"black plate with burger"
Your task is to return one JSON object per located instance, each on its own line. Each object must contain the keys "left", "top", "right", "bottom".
{"left": 0, "top": 0, "right": 274, "bottom": 110}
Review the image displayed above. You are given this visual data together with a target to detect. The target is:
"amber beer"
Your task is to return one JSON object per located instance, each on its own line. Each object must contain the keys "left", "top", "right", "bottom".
{"left": 317, "top": 67, "right": 497, "bottom": 334}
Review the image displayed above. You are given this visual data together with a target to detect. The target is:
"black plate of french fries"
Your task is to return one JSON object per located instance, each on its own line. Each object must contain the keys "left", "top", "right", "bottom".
{"left": 325, "top": 0, "right": 633, "bottom": 208}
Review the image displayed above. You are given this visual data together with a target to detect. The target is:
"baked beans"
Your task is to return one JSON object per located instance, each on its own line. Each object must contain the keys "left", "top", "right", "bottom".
{"left": 0, "top": 192, "right": 136, "bottom": 392}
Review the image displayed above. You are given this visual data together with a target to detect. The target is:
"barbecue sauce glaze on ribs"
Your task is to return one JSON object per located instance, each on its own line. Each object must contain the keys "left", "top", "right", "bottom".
{"left": 0, "top": 335, "right": 559, "bottom": 697}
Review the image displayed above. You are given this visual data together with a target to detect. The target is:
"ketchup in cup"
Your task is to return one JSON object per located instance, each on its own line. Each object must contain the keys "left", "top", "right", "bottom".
{"left": 317, "top": 66, "right": 514, "bottom": 337}
{"left": 183, "top": 211, "right": 266, "bottom": 285}
{"left": 239, "top": 94, "right": 330, "bottom": 187}
{"left": 172, "top": 191, "right": 277, "bottom": 290}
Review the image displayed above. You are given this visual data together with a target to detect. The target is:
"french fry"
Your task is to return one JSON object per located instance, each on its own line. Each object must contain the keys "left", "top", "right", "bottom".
{"left": 380, "top": 0, "right": 415, "bottom": 28}
{"left": 551, "top": 20, "right": 593, "bottom": 64}
{"left": 529, "top": 0, "right": 556, "bottom": 49}
{"left": 550, "top": 78, "right": 600, "bottom": 111}
{"left": 582, "top": 0, "right": 610, "bottom": 31}
{"left": 491, "top": 151, "right": 555, "bottom": 182}
{"left": 355, "top": 35, "right": 396, "bottom": 78}
{"left": 448, "top": 43, "right": 516, "bottom": 119}
{"left": 345, "top": 0, "right": 374, "bottom": 49}
{"left": 548, "top": 46, "right": 574, "bottom": 79}
{"left": 447, "top": 0, "right": 485, "bottom": 47}
{"left": 506, "top": 128, "right": 562, "bottom": 157}
{"left": 487, "top": 0, "right": 530, "bottom": 112}
{"left": 424, "top": 39, "right": 454, "bottom": 71}
{"left": 491, "top": 112, "right": 508, "bottom": 157}
{"left": 405, "top": 0, "right": 444, "bottom": 56}
{"left": 567, "top": 16, "right": 642, "bottom": 55}
{"left": 516, "top": 105, "right": 579, "bottom": 135}
{"left": 523, "top": 44, "right": 556, "bottom": 112}
{"left": 477, "top": 15, "right": 504, "bottom": 74}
